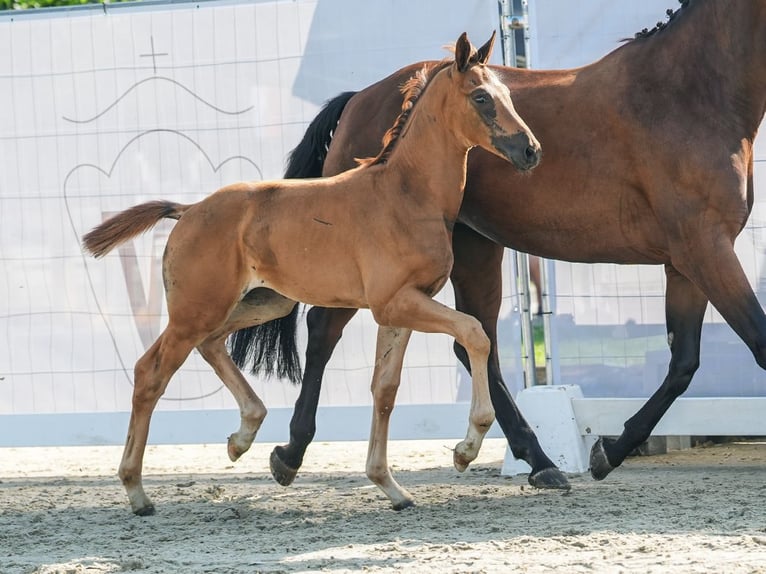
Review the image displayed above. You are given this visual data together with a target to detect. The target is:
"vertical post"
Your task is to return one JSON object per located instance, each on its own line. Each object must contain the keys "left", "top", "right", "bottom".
{"left": 498, "top": 0, "right": 518, "bottom": 67}
{"left": 500, "top": 0, "right": 537, "bottom": 387}
{"left": 540, "top": 256, "right": 555, "bottom": 385}
{"left": 514, "top": 251, "right": 537, "bottom": 387}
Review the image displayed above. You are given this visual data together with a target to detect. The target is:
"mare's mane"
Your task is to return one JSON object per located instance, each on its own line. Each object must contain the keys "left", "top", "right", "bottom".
{"left": 357, "top": 61, "right": 451, "bottom": 167}
{"left": 631, "top": 0, "right": 691, "bottom": 40}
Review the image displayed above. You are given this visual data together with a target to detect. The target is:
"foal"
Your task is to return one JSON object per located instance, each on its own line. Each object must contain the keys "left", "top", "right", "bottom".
{"left": 83, "top": 32, "right": 540, "bottom": 514}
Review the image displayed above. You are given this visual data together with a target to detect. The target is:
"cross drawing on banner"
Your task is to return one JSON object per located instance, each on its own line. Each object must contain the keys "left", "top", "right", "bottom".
{"left": 140, "top": 36, "right": 168, "bottom": 74}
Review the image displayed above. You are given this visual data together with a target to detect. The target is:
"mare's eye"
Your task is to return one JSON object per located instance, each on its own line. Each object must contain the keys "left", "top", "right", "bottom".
{"left": 473, "top": 91, "right": 489, "bottom": 105}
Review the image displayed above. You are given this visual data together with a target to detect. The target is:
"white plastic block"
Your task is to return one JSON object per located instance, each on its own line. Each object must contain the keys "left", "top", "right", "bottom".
{"left": 501, "top": 384, "right": 597, "bottom": 475}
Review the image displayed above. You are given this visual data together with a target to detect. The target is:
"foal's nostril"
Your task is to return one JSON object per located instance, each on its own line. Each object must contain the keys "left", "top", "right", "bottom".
{"left": 524, "top": 144, "right": 540, "bottom": 168}
{"left": 497, "top": 132, "right": 541, "bottom": 170}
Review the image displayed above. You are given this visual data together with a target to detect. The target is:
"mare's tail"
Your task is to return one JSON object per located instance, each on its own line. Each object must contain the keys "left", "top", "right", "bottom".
{"left": 82, "top": 200, "right": 187, "bottom": 258}
{"left": 228, "top": 91, "right": 357, "bottom": 384}
{"left": 282, "top": 91, "right": 357, "bottom": 178}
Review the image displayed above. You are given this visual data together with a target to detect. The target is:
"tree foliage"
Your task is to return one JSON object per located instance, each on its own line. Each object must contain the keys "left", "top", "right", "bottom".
{"left": 1, "top": 0, "right": 132, "bottom": 11}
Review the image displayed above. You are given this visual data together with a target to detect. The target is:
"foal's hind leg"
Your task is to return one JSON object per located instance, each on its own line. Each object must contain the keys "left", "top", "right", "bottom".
{"left": 375, "top": 288, "right": 495, "bottom": 471}
{"left": 365, "top": 326, "right": 414, "bottom": 509}
{"left": 210, "top": 292, "right": 297, "bottom": 461}
{"left": 450, "top": 225, "right": 568, "bottom": 488}
{"left": 119, "top": 327, "right": 198, "bottom": 515}
{"left": 271, "top": 306, "right": 359, "bottom": 486}
{"left": 197, "top": 335, "right": 269, "bottom": 462}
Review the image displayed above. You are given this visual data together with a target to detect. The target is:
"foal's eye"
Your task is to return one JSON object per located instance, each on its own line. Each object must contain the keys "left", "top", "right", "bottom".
{"left": 472, "top": 91, "right": 489, "bottom": 105}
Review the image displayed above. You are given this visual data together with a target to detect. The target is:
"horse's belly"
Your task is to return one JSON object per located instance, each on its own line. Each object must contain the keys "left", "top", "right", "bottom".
{"left": 246, "top": 261, "right": 368, "bottom": 309}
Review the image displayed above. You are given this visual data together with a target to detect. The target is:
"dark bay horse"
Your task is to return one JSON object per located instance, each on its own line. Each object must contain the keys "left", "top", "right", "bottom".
{"left": 83, "top": 32, "right": 541, "bottom": 514}
{"left": 236, "top": 0, "right": 766, "bottom": 487}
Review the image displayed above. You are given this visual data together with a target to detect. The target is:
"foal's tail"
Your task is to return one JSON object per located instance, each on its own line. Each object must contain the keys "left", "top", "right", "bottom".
{"left": 228, "top": 91, "right": 357, "bottom": 384}
{"left": 82, "top": 200, "right": 187, "bottom": 258}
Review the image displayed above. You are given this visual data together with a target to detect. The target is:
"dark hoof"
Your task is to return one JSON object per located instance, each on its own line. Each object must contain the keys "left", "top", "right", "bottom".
{"left": 589, "top": 437, "right": 615, "bottom": 481}
{"left": 269, "top": 448, "right": 298, "bottom": 487}
{"left": 528, "top": 467, "right": 571, "bottom": 490}
{"left": 392, "top": 499, "right": 416, "bottom": 511}
{"left": 134, "top": 504, "right": 156, "bottom": 517}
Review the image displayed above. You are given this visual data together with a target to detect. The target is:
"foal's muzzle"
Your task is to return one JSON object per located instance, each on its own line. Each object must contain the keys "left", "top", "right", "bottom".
{"left": 493, "top": 131, "right": 541, "bottom": 171}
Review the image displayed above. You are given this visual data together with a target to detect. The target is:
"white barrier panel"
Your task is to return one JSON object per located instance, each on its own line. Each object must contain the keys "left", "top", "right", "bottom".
{"left": 0, "top": 403, "right": 505, "bottom": 447}
{"left": 503, "top": 385, "right": 766, "bottom": 476}
{"left": 571, "top": 398, "right": 766, "bottom": 438}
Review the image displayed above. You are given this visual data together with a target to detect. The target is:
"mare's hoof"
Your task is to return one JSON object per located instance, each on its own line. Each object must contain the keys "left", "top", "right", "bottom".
{"left": 528, "top": 467, "right": 571, "bottom": 490}
{"left": 392, "top": 499, "right": 416, "bottom": 511}
{"left": 133, "top": 504, "right": 156, "bottom": 517}
{"left": 269, "top": 448, "right": 298, "bottom": 487}
{"left": 589, "top": 437, "right": 616, "bottom": 481}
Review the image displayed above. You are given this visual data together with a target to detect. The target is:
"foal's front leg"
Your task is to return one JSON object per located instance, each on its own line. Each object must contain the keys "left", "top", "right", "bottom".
{"left": 376, "top": 289, "right": 495, "bottom": 472}
{"left": 450, "top": 224, "right": 568, "bottom": 488}
{"left": 366, "top": 326, "right": 414, "bottom": 509}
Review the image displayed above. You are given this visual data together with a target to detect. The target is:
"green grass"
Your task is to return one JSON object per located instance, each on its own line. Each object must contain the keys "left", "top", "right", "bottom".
{"left": 531, "top": 322, "right": 667, "bottom": 371}
{"left": 534, "top": 322, "right": 546, "bottom": 366}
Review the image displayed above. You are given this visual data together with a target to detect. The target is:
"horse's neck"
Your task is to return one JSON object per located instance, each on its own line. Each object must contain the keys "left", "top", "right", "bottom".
{"left": 634, "top": 0, "right": 766, "bottom": 134}
{"left": 384, "top": 99, "right": 470, "bottom": 218}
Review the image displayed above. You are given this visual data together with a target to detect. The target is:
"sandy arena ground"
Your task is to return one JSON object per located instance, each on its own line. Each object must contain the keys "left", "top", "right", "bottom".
{"left": 1, "top": 438, "right": 766, "bottom": 573}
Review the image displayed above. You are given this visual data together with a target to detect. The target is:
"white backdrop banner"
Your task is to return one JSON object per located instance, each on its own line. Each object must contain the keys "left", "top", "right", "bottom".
{"left": 0, "top": 0, "right": 524, "bottom": 425}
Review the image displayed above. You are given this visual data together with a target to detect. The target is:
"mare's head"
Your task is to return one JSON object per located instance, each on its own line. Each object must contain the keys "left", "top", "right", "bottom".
{"left": 444, "top": 31, "right": 540, "bottom": 171}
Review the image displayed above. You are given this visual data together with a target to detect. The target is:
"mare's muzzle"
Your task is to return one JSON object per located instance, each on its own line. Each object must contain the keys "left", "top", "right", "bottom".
{"left": 493, "top": 131, "right": 541, "bottom": 171}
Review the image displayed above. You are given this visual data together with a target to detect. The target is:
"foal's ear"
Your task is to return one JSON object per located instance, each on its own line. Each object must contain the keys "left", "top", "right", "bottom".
{"left": 455, "top": 32, "right": 472, "bottom": 72}
{"left": 474, "top": 30, "right": 496, "bottom": 65}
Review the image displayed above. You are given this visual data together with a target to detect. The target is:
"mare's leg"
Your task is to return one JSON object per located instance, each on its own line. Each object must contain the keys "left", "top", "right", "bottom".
{"left": 376, "top": 288, "right": 495, "bottom": 471}
{"left": 119, "top": 326, "right": 197, "bottom": 515}
{"left": 589, "top": 244, "right": 766, "bottom": 478}
{"left": 590, "top": 266, "right": 706, "bottom": 478}
{"left": 450, "top": 224, "right": 569, "bottom": 488}
{"left": 270, "top": 306, "right": 358, "bottom": 486}
{"left": 365, "top": 326, "right": 415, "bottom": 509}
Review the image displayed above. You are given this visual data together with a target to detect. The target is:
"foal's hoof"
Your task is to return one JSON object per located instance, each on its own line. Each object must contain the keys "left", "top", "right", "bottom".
{"left": 528, "top": 467, "right": 571, "bottom": 490}
{"left": 453, "top": 439, "right": 477, "bottom": 472}
{"left": 589, "top": 437, "right": 616, "bottom": 481}
{"left": 453, "top": 451, "right": 470, "bottom": 473}
{"left": 392, "top": 498, "right": 416, "bottom": 512}
{"left": 269, "top": 448, "right": 298, "bottom": 487}
{"left": 133, "top": 503, "right": 156, "bottom": 517}
{"left": 227, "top": 435, "right": 246, "bottom": 462}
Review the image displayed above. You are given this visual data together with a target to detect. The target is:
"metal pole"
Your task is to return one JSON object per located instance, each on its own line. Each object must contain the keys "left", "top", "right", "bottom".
{"left": 520, "top": 1, "right": 556, "bottom": 385}
{"left": 500, "top": 0, "right": 537, "bottom": 387}
{"left": 514, "top": 251, "right": 537, "bottom": 387}
{"left": 499, "top": 0, "right": 528, "bottom": 68}
{"left": 539, "top": 257, "right": 555, "bottom": 385}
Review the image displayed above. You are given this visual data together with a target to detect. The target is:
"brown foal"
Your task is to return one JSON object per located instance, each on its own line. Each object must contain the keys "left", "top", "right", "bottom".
{"left": 82, "top": 32, "right": 541, "bottom": 514}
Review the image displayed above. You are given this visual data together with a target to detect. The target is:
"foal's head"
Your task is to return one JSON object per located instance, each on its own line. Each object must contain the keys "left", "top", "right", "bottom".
{"left": 443, "top": 32, "right": 540, "bottom": 171}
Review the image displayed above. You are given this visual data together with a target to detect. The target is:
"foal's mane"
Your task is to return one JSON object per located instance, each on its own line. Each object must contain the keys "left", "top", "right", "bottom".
{"left": 631, "top": 0, "right": 691, "bottom": 40}
{"left": 357, "top": 61, "right": 451, "bottom": 168}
